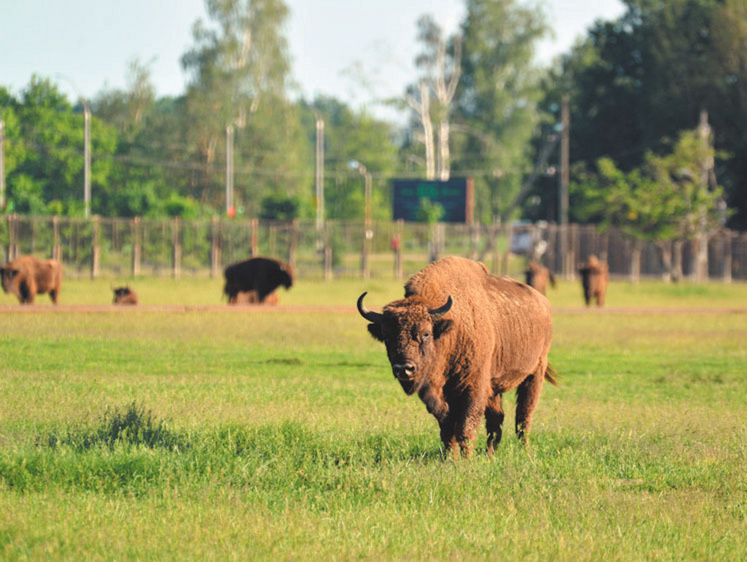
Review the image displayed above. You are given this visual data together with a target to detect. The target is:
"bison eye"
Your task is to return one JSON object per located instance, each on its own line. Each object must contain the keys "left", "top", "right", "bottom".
{"left": 422, "top": 332, "right": 431, "bottom": 341}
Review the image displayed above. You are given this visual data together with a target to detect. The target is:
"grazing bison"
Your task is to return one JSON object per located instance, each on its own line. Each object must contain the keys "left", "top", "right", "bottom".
{"left": 524, "top": 261, "right": 556, "bottom": 295}
{"left": 358, "top": 256, "right": 557, "bottom": 457}
{"left": 1, "top": 255, "right": 62, "bottom": 304}
{"left": 579, "top": 255, "right": 609, "bottom": 307}
{"left": 224, "top": 257, "right": 292, "bottom": 305}
{"left": 112, "top": 286, "right": 138, "bottom": 305}
{"left": 231, "top": 290, "right": 278, "bottom": 305}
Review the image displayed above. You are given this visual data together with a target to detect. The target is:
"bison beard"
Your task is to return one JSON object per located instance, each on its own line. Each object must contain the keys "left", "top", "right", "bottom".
{"left": 358, "top": 256, "right": 557, "bottom": 458}
{"left": 1, "top": 255, "right": 62, "bottom": 305}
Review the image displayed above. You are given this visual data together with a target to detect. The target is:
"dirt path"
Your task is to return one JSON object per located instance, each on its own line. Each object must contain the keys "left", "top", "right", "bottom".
{"left": 1, "top": 304, "right": 746, "bottom": 314}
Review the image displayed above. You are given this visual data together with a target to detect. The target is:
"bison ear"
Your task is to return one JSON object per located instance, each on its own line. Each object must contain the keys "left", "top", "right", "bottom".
{"left": 367, "top": 323, "right": 385, "bottom": 342}
{"left": 433, "top": 319, "right": 453, "bottom": 340}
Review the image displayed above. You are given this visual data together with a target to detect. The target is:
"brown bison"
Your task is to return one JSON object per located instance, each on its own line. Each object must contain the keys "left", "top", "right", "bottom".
{"left": 357, "top": 256, "right": 557, "bottom": 457}
{"left": 579, "top": 255, "right": 609, "bottom": 307}
{"left": 524, "top": 261, "right": 556, "bottom": 295}
{"left": 224, "top": 257, "right": 293, "bottom": 305}
{"left": 1, "top": 255, "right": 62, "bottom": 304}
{"left": 112, "top": 286, "right": 138, "bottom": 305}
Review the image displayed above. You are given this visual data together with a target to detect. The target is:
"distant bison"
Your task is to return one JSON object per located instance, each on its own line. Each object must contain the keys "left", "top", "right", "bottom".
{"left": 1, "top": 255, "right": 62, "bottom": 304}
{"left": 112, "top": 286, "right": 138, "bottom": 305}
{"left": 579, "top": 255, "right": 609, "bottom": 307}
{"left": 224, "top": 257, "right": 292, "bottom": 305}
{"left": 524, "top": 261, "right": 556, "bottom": 295}
{"left": 231, "top": 290, "right": 279, "bottom": 305}
{"left": 358, "top": 256, "right": 557, "bottom": 457}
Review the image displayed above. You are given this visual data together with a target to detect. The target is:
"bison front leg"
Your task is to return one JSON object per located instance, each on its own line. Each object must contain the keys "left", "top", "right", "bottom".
{"left": 485, "top": 393, "right": 504, "bottom": 456}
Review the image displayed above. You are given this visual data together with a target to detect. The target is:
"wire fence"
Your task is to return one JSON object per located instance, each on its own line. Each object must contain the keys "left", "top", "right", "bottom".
{"left": 2, "top": 214, "right": 746, "bottom": 282}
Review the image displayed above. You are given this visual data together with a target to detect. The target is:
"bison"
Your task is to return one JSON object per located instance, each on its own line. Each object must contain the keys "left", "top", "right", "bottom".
{"left": 224, "top": 257, "right": 292, "bottom": 305}
{"left": 579, "top": 255, "right": 609, "bottom": 307}
{"left": 357, "top": 256, "right": 557, "bottom": 457}
{"left": 524, "top": 261, "right": 556, "bottom": 295}
{"left": 1, "top": 255, "right": 62, "bottom": 305}
{"left": 112, "top": 286, "right": 138, "bottom": 305}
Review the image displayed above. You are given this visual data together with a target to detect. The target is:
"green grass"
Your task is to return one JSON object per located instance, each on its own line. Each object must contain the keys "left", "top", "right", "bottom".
{"left": 1, "top": 277, "right": 746, "bottom": 559}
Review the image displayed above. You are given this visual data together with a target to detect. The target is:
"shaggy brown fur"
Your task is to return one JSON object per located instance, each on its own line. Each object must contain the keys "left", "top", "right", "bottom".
{"left": 1, "top": 255, "right": 62, "bottom": 304}
{"left": 112, "top": 286, "right": 138, "bottom": 305}
{"left": 358, "top": 256, "right": 556, "bottom": 457}
{"left": 579, "top": 255, "right": 609, "bottom": 307}
{"left": 224, "top": 257, "right": 292, "bottom": 304}
{"left": 524, "top": 261, "right": 556, "bottom": 295}
{"left": 229, "top": 290, "right": 278, "bottom": 305}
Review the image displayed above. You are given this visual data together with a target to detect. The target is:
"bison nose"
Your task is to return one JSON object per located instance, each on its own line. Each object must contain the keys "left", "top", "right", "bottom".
{"left": 392, "top": 364, "right": 415, "bottom": 379}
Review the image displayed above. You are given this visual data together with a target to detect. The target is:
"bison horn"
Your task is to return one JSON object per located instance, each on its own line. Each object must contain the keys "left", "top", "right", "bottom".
{"left": 428, "top": 296, "right": 453, "bottom": 320}
{"left": 357, "top": 292, "right": 383, "bottom": 323}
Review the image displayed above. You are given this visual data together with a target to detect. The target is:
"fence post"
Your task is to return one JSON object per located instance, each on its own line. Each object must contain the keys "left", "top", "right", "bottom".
{"left": 52, "top": 216, "right": 61, "bottom": 262}
{"left": 211, "top": 216, "right": 220, "bottom": 278}
{"left": 721, "top": 232, "right": 733, "bottom": 283}
{"left": 630, "top": 238, "right": 641, "bottom": 282}
{"left": 91, "top": 216, "right": 100, "bottom": 279}
{"left": 251, "top": 218, "right": 259, "bottom": 257}
{"left": 6, "top": 214, "right": 16, "bottom": 261}
{"left": 288, "top": 219, "right": 298, "bottom": 270}
{"left": 394, "top": 219, "right": 403, "bottom": 280}
{"left": 132, "top": 217, "right": 141, "bottom": 277}
{"left": 172, "top": 217, "right": 181, "bottom": 279}
{"left": 361, "top": 221, "right": 370, "bottom": 279}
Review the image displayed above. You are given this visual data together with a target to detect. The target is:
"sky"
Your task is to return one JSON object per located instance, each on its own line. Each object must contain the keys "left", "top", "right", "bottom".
{"left": 1, "top": 0, "right": 625, "bottom": 119}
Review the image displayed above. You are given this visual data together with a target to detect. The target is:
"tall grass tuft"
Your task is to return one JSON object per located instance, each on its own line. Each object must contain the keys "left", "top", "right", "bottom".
{"left": 44, "top": 401, "right": 185, "bottom": 452}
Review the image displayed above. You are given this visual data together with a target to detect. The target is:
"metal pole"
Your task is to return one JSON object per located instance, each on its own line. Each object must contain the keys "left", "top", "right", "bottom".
{"left": 84, "top": 104, "right": 91, "bottom": 219}
{"left": 559, "top": 96, "right": 570, "bottom": 278}
{"left": 315, "top": 115, "right": 325, "bottom": 231}
{"left": 226, "top": 124, "right": 234, "bottom": 215}
{"left": 0, "top": 119, "right": 5, "bottom": 209}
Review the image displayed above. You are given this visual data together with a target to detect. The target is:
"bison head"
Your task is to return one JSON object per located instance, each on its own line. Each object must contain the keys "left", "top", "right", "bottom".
{"left": 357, "top": 292, "right": 454, "bottom": 395}
{"left": 1, "top": 267, "right": 20, "bottom": 294}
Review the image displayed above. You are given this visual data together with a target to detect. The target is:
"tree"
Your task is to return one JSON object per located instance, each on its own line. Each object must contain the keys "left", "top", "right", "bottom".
{"left": 453, "top": 0, "right": 549, "bottom": 224}
{"left": 8, "top": 76, "right": 117, "bottom": 216}
{"left": 403, "top": 15, "right": 462, "bottom": 181}
{"left": 302, "top": 97, "right": 398, "bottom": 221}
{"left": 541, "top": 0, "right": 747, "bottom": 228}
{"left": 574, "top": 127, "right": 725, "bottom": 280}
{"left": 180, "top": 0, "right": 306, "bottom": 212}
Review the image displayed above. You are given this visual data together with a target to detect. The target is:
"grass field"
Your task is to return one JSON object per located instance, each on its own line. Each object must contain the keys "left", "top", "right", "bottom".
{"left": 1, "top": 276, "right": 746, "bottom": 559}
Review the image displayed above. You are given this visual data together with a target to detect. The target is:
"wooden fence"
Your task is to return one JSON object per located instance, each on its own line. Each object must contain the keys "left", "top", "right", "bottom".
{"left": 2, "top": 214, "right": 746, "bottom": 282}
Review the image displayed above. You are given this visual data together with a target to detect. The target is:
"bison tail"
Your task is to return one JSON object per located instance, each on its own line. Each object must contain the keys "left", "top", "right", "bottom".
{"left": 544, "top": 363, "right": 560, "bottom": 386}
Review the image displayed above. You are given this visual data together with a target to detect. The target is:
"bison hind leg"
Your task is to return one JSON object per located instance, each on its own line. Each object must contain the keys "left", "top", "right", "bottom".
{"left": 515, "top": 360, "right": 548, "bottom": 443}
{"left": 485, "top": 394, "right": 505, "bottom": 456}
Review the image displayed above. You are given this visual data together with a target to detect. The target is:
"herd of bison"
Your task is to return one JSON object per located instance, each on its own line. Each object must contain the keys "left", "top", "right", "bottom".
{"left": 1, "top": 252, "right": 611, "bottom": 457}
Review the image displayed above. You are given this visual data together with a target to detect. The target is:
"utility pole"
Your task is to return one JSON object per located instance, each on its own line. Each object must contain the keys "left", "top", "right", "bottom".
{"left": 695, "top": 109, "right": 712, "bottom": 282}
{"left": 0, "top": 118, "right": 5, "bottom": 210}
{"left": 57, "top": 75, "right": 91, "bottom": 218}
{"left": 559, "top": 96, "right": 570, "bottom": 278}
{"left": 226, "top": 124, "right": 234, "bottom": 216}
{"left": 83, "top": 103, "right": 91, "bottom": 218}
{"left": 315, "top": 114, "right": 325, "bottom": 231}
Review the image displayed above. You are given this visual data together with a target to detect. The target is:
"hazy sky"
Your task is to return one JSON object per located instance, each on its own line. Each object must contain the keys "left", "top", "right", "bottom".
{"left": 1, "top": 0, "right": 625, "bottom": 117}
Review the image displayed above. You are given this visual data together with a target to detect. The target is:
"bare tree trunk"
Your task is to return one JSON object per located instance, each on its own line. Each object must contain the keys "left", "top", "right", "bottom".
{"left": 657, "top": 241, "right": 673, "bottom": 282}
{"left": 407, "top": 81, "right": 435, "bottom": 180}
{"left": 672, "top": 240, "right": 684, "bottom": 281}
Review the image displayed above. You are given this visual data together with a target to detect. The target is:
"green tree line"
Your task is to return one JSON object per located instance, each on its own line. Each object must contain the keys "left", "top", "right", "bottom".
{"left": 1, "top": 0, "right": 745, "bottom": 230}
